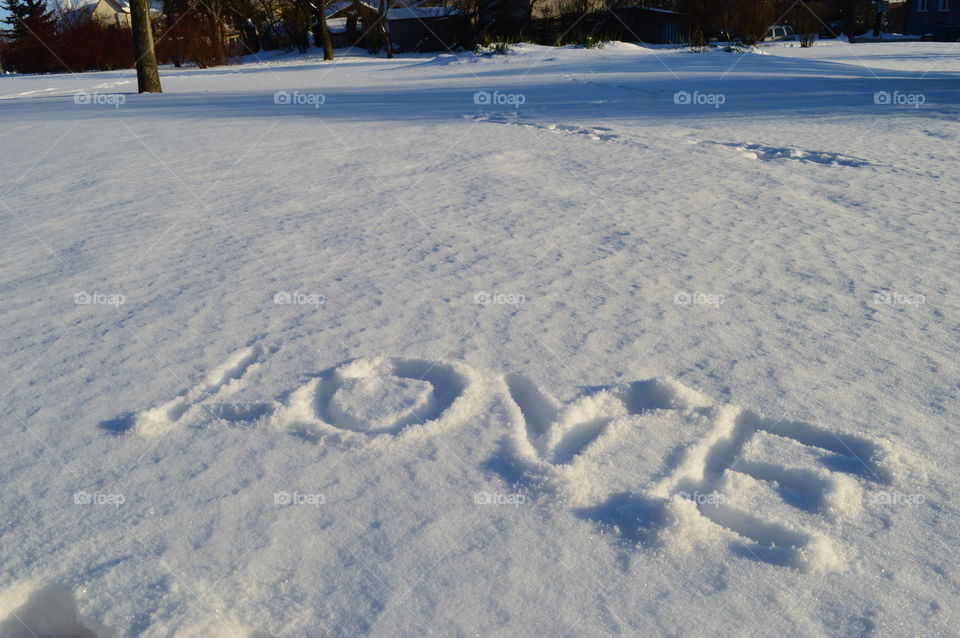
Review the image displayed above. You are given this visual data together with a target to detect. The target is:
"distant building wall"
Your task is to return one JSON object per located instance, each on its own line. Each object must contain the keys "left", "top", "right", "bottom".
{"left": 388, "top": 16, "right": 469, "bottom": 52}
{"left": 93, "top": 2, "right": 131, "bottom": 28}
{"left": 529, "top": 6, "right": 688, "bottom": 45}
{"left": 905, "top": 0, "right": 960, "bottom": 34}
{"left": 610, "top": 7, "right": 688, "bottom": 44}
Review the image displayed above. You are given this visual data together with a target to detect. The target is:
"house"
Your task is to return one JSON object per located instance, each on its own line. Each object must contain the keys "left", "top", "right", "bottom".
{"left": 607, "top": 6, "right": 688, "bottom": 44}
{"left": 385, "top": 5, "right": 467, "bottom": 52}
{"left": 529, "top": 4, "right": 688, "bottom": 46}
{"left": 325, "top": 0, "right": 467, "bottom": 52}
{"left": 62, "top": 0, "right": 132, "bottom": 28}
{"left": 324, "top": 0, "right": 377, "bottom": 49}
{"left": 904, "top": 0, "right": 960, "bottom": 35}
{"left": 61, "top": 0, "right": 162, "bottom": 29}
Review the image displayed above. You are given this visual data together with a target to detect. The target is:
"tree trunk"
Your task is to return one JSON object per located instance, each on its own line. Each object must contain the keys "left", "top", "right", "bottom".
{"left": 210, "top": 2, "right": 227, "bottom": 66}
{"left": 130, "top": 0, "right": 162, "bottom": 92}
{"left": 316, "top": 0, "right": 334, "bottom": 60}
{"left": 378, "top": 0, "right": 392, "bottom": 58}
{"left": 844, "top": 0, "right": 858, "bottom": 43}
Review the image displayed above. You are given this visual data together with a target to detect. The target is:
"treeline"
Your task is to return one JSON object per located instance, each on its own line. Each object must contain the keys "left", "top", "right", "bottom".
{"left": 679, "top": 0, "right": 876, "bottom": 45}
{"left": 0, "top": 0, "right": 339, "bottom": 73}
{"left": 516, "top": 0, "right": 876, "bottom": 46}
{"left": 0, "top": 0, "right": 881, "bottom": 74}
{"left": 2, "top": 0, "right": 133, "bottom": 72}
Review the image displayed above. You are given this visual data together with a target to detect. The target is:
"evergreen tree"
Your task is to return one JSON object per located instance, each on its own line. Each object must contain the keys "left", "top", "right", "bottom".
{"left": 1, "top": 0, "right": 59, "bottom": 72}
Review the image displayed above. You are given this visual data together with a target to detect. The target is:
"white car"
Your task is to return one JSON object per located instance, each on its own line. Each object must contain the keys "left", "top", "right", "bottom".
{"left": 762, "top": 25, "right": 798, "bottom": 41}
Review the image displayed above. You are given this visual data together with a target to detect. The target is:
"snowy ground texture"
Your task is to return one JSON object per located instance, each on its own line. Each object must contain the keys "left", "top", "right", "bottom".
{"left": 1, "top": 39, "right": 959, "bottom": 637}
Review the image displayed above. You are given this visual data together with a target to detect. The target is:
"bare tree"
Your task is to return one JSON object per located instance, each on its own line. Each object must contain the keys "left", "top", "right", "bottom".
{"left": 310, "top": 0, "right": 334, "bottom": 60}
{"left": 205, "top": 0, "right": 229, "bottom": 65}
{"left": 728, "top": 0, "right": 773, "bottom": 45}
{"left": 789, "top": 0, "right": 828, "bottom": 46}
{"left": 130, "top": 0, "right": 162, "bottom": 92}
{"left": 376, "top": 0, "right": 392, "bottom": 58}
{"left": 844, "top": 0, "right": 858, "bottom": 42}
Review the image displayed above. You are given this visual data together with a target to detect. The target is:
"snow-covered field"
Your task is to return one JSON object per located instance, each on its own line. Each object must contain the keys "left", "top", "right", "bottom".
{"left": 1, "top": 40, "right": 958, "bottom": 637}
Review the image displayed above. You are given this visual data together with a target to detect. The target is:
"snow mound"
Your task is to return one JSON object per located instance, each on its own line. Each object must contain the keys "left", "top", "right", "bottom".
{"left": 0, "top": 582, "right": 109, "bottom": 638}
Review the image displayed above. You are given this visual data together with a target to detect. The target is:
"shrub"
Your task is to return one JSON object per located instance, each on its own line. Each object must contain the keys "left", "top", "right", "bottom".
{"left": 474, "top": 41, "right": 512, "bottom": 55}
{"left": 57, "top": 21, "right": 134, "bottom": 71}
{"left": 688, "top": 27, "right": 708, "bottom": 51}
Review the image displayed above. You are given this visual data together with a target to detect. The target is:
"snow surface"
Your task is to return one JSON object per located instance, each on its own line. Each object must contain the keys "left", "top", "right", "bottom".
{"left": 0, "top": 41, "right": 959, "bottom": 637}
